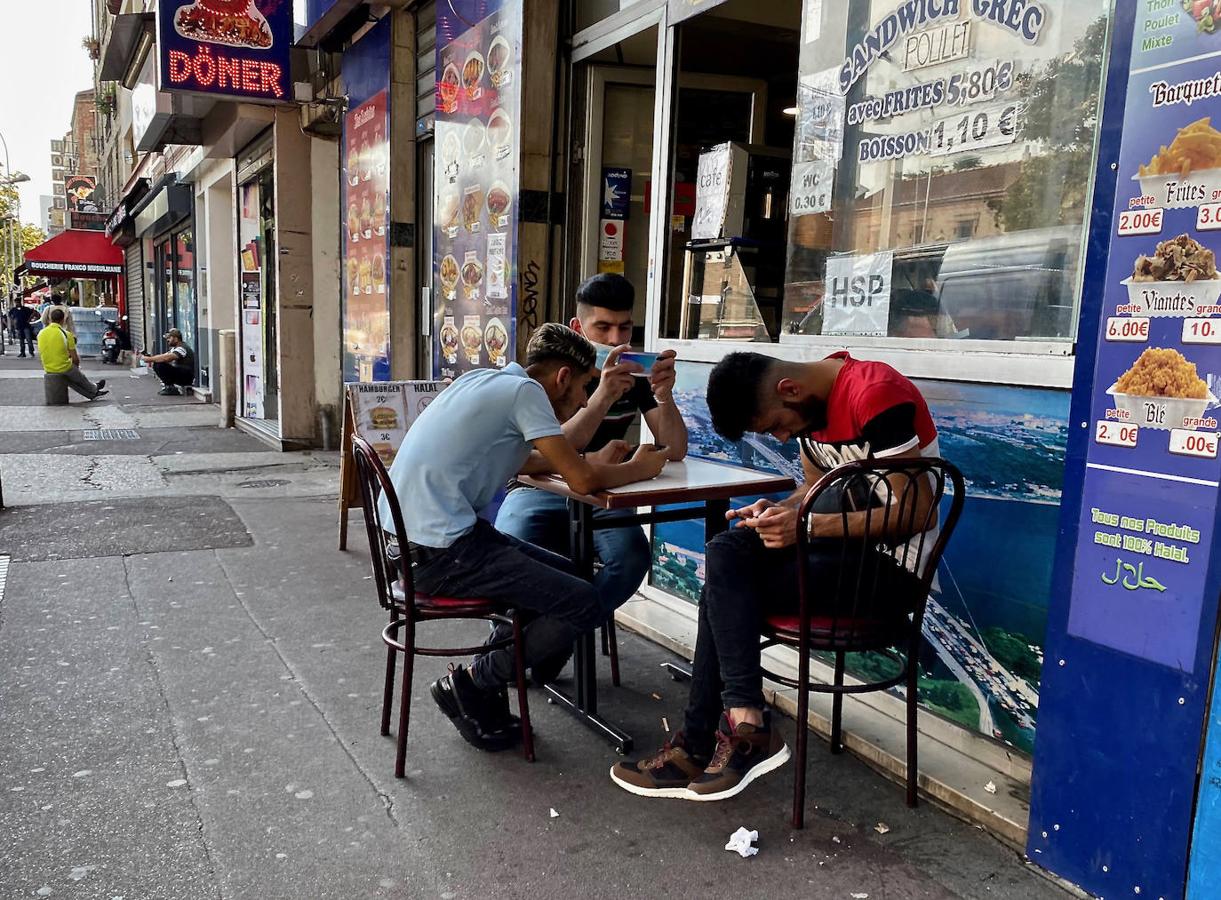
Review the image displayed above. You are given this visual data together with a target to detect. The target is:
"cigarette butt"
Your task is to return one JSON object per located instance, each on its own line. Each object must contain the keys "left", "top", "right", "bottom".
{"left": 651, "top": 692, "right": 662, "bottom": 701}
{"left": 662, "top": 716, "right": 670, "bottom": 732}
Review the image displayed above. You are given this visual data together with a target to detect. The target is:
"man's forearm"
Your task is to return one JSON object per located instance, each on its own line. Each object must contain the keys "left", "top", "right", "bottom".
{"left": 650, "top": 400, "right": 689, "bottom": 460}
{"left": 517, "top": 450, "right": 554, "bottom": 475}
{"left": 561, "top": 392, "right": 615, "bottom": 450}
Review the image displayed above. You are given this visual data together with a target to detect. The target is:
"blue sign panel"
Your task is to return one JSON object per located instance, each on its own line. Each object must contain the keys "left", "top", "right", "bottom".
{"left": 1189, "top": 646, "right": 1221, "bottom": 897}
{"left": 158, "top": 0, "right": 293, "bottom": 103}
{"left": 305, "top": 0, "right": 340, "bottom": 27}
{"left": 1029, "top": 4, "right": 1221, "bottom": 898}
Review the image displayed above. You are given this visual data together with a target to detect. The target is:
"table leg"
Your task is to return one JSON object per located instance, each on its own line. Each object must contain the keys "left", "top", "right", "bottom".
{"left": 661, "top": 498, "right": 731, "bottom": 684}
{"left": 543, "top": 499, "right": 634, "bottom": 754}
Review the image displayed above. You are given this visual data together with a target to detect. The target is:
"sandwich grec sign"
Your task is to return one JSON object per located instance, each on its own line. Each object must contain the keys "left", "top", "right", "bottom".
{"left": 157, "top": 0, "right": 292, "bottom": 103}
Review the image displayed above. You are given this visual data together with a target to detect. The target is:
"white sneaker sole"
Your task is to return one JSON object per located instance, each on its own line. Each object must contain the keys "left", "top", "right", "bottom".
{"left": 609, "top": 766, "right": 700, "bottom": 800}
{"left": 685, "top": 743, "right": 792, "bottom": 802}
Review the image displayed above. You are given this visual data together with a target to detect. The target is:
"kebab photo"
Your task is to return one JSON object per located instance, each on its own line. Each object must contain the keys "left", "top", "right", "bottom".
{"left": 173, "top": 0, "right": 273, "bottom": 49}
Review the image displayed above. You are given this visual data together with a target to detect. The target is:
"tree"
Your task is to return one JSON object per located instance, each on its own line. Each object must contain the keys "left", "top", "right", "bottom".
{"left": 1, "top": 183, "right": 47, "bottom": 298}
{"left": 987, "top": 17, "right": 1109, "bottom": 231}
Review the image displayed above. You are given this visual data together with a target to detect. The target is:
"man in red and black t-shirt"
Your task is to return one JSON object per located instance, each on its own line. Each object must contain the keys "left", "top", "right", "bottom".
{"left": 611, "top": 351, "right": 938, "bottom": 802}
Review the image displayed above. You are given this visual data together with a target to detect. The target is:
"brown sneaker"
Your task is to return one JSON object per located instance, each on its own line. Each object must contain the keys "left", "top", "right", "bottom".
{"left": 686, "top": 712, "right": 790, "bottom": 801}
{"left": 609, "top": 731, "right": 708, "bottom": 799}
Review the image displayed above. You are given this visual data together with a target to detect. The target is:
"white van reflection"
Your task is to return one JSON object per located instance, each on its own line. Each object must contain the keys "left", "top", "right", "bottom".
{"left": 792, "top": 225, "right": 1083, "bottom": 342}
{"left": 932, "top": 225, "right": 1081, "bottom": 341}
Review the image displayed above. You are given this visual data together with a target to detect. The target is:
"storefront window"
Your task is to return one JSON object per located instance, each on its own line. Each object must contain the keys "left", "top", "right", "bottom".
{"left": 782, "top": 2, "right": 1111, "bottom": 345}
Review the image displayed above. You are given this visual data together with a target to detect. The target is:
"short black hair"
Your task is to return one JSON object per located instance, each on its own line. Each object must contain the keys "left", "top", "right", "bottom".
{"left": 575, "top": 273, "right": 634, "bottom": 313}
{"left": 707, "top": 352, "right": 776, "bottom": 442}
{"left": 48, "top": 307, "right": 66, "bottom": 324}
{"left": 525, "top": 322, "right": 596, "bottom": 372}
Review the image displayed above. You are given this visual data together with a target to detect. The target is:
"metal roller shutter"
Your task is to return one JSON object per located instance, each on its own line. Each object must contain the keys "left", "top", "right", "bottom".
{"left": 125, "top": 243, "right": 146, "bottom": 353}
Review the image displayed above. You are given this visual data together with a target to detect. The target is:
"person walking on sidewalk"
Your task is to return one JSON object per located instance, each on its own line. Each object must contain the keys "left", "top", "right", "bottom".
{"left": 380, "top": 323, "right": 668, "bottom": 750}
{"left": 610, "top": 351, "right": 937, "bottom": 801}
{"left": 494, "top": 273, "right": 689, "bottom": 683}
{"left": 40, "top": 295, "right": 75, "bottom": 335}
{"left": 140, "top": 328, "right": 195, "bottom": 396}
{"left": 38, "top": 307, "right": 107, "bottom": 402}
{"left": 8, "top": 303, "right": 36, "bottom": 358}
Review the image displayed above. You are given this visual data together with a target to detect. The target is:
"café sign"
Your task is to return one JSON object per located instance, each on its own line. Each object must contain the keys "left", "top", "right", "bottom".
{"left": 157, "top": 0, "right": 292, "bottom": 103}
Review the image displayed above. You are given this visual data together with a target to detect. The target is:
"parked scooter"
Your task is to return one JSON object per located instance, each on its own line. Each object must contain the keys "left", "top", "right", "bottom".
{"left": 100, "top": 315, "right": 131, "bottom": 364}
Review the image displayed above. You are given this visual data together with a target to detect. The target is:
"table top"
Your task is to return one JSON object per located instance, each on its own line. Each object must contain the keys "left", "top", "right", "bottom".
{"left": 520, "top": 457, "right": 796, "bottom": 510}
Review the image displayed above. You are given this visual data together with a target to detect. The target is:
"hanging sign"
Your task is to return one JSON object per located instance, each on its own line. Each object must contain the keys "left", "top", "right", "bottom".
{"left": 692, "top": 144, "right": 732, "bottom": 241}
{"left": 823, "top": 251, "right": 892, "bottom": 336}
{"left": 157, "top": 0, "right": 293, "bottom": 103}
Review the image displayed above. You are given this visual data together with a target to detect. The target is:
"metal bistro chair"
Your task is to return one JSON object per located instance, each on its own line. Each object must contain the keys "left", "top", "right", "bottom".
{"left": 350, "top": 437, "right": 535, "bottom": 776}
{"left": 760, "top": 457, "right": 965, "bottom": 827}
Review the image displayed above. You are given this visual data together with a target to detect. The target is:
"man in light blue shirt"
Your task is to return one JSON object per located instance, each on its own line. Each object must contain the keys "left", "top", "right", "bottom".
{"left": 383, "top": 323, "right": 669, "bottom": 751}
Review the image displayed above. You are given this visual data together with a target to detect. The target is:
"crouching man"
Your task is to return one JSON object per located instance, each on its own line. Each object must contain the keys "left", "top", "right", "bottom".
{"left": 381, "top": 323, "right": 669, "bottom": 750}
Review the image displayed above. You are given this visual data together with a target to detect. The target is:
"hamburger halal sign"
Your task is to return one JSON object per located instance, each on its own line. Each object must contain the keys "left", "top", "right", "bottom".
{"left": 157, "top": 0, "right": 292, "bottom": 103}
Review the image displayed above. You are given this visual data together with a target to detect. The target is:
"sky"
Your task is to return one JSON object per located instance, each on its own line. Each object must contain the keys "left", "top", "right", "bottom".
{"left": 0, "top": 0, "right": 97, "bottom": 228}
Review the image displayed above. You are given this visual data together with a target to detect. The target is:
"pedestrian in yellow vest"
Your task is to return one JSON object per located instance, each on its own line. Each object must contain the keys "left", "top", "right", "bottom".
{"left": 38, "top": 308, "right": 107, "bottom": 401}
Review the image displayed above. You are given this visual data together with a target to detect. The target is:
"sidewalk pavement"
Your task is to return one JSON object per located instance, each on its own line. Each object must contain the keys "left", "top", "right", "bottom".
{"left": 0, "top": 352, "right": 1073, "bottom": 899}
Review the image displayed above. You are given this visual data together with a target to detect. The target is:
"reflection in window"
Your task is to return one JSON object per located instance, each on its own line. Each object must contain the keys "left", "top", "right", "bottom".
{"left": 783, "top": 7, "right": 1110, "bottom": 344}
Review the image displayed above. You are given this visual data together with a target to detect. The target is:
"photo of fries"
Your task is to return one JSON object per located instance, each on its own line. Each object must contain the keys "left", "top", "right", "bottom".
{"left": 1138, "top": 116, "right": 1221, "bottom": 177}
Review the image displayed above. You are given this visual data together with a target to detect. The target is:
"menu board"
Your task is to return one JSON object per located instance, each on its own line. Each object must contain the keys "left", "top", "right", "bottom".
{"left": 342, "top": 89, "right": 391, "bottom": 382}
{"left": 432, "top": 0, "right": 522, "bottom": 380}
{"left": 1064, "top": 34, "right": 1221, "bottom": 671}
{"left": 346, "top": 380, "right": 443, "bottom": 465}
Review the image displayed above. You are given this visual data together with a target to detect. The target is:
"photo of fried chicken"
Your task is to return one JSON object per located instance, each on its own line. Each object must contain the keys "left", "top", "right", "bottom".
{"left": 1115, "top": 347, "right": 1209, "bottom": 399}
{"left": 1131, "top": 233, "right": 1218, "bottom": 283}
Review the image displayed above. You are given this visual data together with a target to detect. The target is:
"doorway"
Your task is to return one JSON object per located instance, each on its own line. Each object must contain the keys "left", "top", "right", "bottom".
{"left": 237, "top": 164, "right": 278, "bottom": 422}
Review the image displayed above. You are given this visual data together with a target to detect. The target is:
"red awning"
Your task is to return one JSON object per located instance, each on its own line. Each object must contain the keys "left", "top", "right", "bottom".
{"left": 22, "top": 229, "right": 124, "bottom": 279}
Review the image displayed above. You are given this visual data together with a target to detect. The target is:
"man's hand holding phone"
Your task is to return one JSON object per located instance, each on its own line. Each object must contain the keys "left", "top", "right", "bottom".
{"left": 628, "top": 442, "right": 668, "bottom": 481}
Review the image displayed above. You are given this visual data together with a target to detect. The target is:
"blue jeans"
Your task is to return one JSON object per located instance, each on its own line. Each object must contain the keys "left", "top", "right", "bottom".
{"left": 494, "top": 486, "right": 651, "bottom": 619}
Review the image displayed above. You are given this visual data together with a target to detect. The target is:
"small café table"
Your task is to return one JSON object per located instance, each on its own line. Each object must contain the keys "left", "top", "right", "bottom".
{"left": 520, "top": 458, "right": 796, "bottom": 753}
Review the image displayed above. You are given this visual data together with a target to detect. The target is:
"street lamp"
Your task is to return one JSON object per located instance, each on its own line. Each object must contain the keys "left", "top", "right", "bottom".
{"left": 0, "top": 127, "right": 32, "bottom": 354}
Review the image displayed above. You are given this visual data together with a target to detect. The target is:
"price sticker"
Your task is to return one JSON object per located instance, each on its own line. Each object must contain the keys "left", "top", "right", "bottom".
{"left": 1183, "top": 317, "right": 1221, "bottom": 344}
{"left": 1199, "top": 203, "right": 1221, "bottom": 231}
{"left": 1118, "top": 208, "right": 1163, "bottom": 237}
{"left": 1096, "top": 420, "right": 1139, "bottom": 448}
{"left": 1105, "top": 317, "right": 1150, "bottom": 342}
{"left": 1169, "top": 428, "right": 1219, "bottom": 458}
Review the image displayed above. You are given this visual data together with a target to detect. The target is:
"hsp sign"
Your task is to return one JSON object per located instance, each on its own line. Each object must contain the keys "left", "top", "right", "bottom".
{"left": 823, "top": 251, "right": 893, "bottom": 336}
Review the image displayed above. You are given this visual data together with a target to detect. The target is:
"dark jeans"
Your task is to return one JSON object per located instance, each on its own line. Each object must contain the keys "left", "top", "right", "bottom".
{"left": 411, "top": 519, "right": 602, "bottom": 692}
{"left": 153, "top": 362, "right": 193, "bottom": 387}
{"left": 15, "top": 325, "right": 34, "bottom": 356}
{"left": 682, "top": 524, "right": 915, "bottom": 756}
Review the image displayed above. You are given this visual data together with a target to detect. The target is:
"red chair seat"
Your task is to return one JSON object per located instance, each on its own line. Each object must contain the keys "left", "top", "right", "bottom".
{"left": 391, "top": 580, "right": 495, "bottom": 614}
{"left": 764, "top": 612, "right": 909, "bottom": 648}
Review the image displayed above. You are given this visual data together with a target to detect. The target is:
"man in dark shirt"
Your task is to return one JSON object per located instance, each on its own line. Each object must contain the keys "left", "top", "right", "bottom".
{"left": 611, "top": 350, "right": 938, "bottom": 802}
{"left": 495, "top": 274, "right": 688, "bottom": 680}
{"left": 141, "top": 328, "right": 195, "bottom": 396}
{"left": 8, "top": 303, "right": 36, "bottom": 358}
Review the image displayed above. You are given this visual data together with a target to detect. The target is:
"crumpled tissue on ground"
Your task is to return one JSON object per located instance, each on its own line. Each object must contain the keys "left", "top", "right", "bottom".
{"left": 724, "top": 827, "right": 759, "bottom": 858}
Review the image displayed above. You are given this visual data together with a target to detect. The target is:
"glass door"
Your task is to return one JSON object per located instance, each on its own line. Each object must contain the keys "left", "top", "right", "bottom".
{"left": 259, "top": 167, "right": 278, "bottom": 416}
{"left": 173, "top": 229, "right": 197, "bottom": 383}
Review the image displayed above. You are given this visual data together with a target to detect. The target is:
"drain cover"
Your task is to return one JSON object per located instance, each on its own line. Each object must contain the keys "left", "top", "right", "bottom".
{"left": 83, "top": 429, "right": 140, "bottom": 441}
{"left": 237, "top": 478, "right": 290, "bottom": 489}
